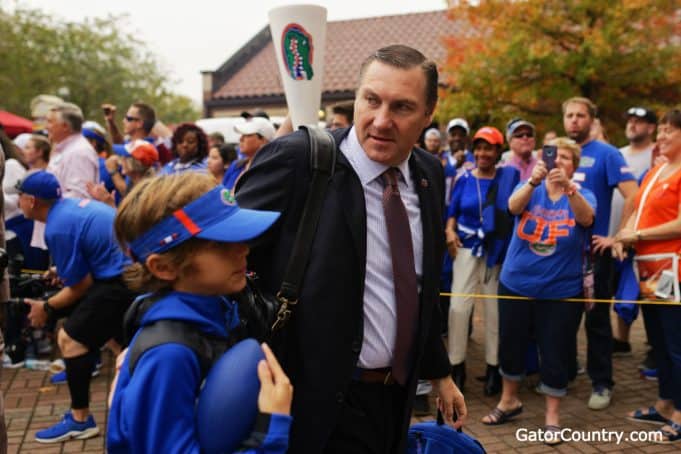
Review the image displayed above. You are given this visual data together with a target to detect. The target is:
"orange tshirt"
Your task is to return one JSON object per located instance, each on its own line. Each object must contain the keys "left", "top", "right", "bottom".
{"left": 635, "top": 164, "right": 681, "bottom": 280}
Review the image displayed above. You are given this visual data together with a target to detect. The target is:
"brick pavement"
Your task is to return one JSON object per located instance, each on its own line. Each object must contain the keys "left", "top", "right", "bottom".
{"left": 1, "top": 306, "right": 677, "bottom": 453}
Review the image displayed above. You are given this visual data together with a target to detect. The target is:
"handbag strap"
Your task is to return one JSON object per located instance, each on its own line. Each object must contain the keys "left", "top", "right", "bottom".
{"left": 634, "top": 163, "right": 667, "bottom": 230}
{"left": 274, "top": 126, "right": 336, "bottom": 325}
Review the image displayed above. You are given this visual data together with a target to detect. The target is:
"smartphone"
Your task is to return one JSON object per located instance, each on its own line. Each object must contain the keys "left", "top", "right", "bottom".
{"left": 542, "top": 145, "right": 557, "bottom": 171}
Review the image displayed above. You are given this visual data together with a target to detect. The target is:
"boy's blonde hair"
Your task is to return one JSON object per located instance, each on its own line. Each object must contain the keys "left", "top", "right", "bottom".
{"left": 115, "top": 173, "right": 217, "bottom": 292}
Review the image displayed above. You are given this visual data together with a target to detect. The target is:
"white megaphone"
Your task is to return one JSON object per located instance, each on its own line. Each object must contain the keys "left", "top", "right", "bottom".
{"left": 269, "top": 4, "right": 327, "bottom": 129}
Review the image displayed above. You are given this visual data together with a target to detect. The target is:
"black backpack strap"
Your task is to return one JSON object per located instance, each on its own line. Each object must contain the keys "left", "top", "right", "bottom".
{"left": 122, "top": 294, "right": 163, "bottom": 347}
{"left": 127, "top": 320, "right": 230, "bottom": 379}
{"left": 274, "top": 126, "right": 336, "bottom": 324}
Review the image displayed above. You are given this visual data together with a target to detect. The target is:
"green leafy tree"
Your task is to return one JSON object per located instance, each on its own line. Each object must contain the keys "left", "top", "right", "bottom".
{"left": 439, "top": 0, "right": 681, "bottom": 144}
{"left": 0, "top": 6, "right": 199, "bottom": 124}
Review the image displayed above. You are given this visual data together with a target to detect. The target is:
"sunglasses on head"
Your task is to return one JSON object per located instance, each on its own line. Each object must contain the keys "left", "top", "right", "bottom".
{"left": 627, "top": 107, "right": 647, "bottom": 117}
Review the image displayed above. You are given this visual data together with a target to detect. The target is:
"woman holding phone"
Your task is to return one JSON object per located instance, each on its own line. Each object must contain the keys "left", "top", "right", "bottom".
{"left": 481, "top": 138, "right": 595, "bottom": 445}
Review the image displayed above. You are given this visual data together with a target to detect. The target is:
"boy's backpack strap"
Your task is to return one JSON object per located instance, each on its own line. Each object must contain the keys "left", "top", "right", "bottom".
{"left": 122, "top": 294, "right": 162, "bottom": 347}
{"left": 127, "top": 320, "right": 230, "bottom": 379}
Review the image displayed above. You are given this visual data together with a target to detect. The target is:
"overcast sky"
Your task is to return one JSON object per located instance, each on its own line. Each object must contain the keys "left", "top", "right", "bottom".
{"left": 13, "top": 0, "right": 448, "bottom": 104}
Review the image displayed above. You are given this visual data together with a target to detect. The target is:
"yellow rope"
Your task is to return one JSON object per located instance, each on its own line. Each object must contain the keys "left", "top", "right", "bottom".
{"left": 20, "top": 268, "right": 49, "bottom": 275}
{"left": 440, "top": 292, "right": 679, "bottom": 306}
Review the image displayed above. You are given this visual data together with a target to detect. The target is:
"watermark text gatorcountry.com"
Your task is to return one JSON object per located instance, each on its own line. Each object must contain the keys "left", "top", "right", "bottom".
{"left": 516, "top": 427, "right": 663, "bottom": 444}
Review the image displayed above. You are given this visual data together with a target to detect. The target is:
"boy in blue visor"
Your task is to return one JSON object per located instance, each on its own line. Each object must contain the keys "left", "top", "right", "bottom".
{"left": 17, "top": 170, "right": 137, "bottom": 443}
{"left": 107, "top": 173, "right": 292, "bottom": 453}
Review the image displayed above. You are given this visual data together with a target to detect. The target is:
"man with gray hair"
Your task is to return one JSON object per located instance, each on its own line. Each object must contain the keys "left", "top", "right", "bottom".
{"left": 45, "top": 103, "right": 99, "bottom": 198}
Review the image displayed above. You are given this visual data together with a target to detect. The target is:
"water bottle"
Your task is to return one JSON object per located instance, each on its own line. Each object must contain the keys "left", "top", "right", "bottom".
{"left": 24, "top": 359, "right": 51, "bottom": 371}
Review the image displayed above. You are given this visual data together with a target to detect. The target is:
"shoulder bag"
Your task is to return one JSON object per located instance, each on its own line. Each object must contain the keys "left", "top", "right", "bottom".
{"left": 233, "top": 126, "right": 337, "bottom": 342}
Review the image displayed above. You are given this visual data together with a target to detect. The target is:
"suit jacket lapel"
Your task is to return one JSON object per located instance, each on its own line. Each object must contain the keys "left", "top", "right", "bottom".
{"left": 332, "top": 129, "right": 367, "bottom": 282}
{"left": 409, "top": 152, "right": 436, "bottom": 320}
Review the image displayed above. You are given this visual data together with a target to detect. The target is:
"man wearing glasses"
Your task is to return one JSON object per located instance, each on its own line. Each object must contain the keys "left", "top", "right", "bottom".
{"left": 102, "top": 102, "right": 156, "bottom": 146}
{"left": 101, "top": 101, "right": 172, "bottom": 166}
{"left": 502, "top": 118, "right": 538, "bottom": 182}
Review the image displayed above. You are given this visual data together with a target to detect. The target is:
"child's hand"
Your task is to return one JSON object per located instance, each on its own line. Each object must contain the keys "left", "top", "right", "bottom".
{"left": 257, "top": 343, "right": 293, "bottom": 415}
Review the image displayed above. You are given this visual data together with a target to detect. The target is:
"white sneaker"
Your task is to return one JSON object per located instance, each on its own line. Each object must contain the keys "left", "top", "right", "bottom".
{"left": 3, "top": 352, "right": 25, "bottom": 369}
{"left": 588, "top": 387, "right": 612, "bottom": 410}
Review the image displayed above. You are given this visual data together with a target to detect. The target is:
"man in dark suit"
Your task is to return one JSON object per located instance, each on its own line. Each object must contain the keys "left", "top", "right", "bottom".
{"left": 236, "top": 45, "right": 466, "bottom": 454}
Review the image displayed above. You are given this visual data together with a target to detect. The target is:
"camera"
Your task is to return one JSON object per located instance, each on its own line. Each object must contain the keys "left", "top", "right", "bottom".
{"left": 1, "top": 248, "right": 58, "bottom": 365}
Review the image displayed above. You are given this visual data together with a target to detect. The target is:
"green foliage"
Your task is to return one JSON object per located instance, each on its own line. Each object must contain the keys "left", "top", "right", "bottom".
{"left": 0, "top": 6, "right": 199, "bottom": 123}
{"left": 439, "top": 0, "right": 681, "bottom": 144}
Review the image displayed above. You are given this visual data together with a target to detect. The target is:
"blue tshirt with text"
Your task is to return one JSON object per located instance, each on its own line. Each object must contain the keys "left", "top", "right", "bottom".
{"left": 500, "top": 183, "right": 597, "bottom": 299}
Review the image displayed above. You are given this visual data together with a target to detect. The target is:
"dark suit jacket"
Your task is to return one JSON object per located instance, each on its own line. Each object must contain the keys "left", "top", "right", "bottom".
{"left": 236, "top": 128, "right": 450, "bottom": 453}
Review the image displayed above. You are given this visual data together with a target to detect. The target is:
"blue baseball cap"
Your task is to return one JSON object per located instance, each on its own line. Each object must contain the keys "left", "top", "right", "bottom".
{"left": 15, "top": 170, "right": 62, "bottom": 200}
{"left": 129, "top": 186, "right": 280, "bottom": 262}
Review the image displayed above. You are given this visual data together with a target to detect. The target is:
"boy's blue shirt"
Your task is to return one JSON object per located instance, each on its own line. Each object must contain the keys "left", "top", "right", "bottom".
{"left": 107, "top": 291, "right": 291, "bottom": 454}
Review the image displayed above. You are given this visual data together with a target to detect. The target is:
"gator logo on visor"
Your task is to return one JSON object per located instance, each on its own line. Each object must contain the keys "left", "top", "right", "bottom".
{"left": 281, "top": 23, "right": 314, "bottom": 80}
{"left": 220, "top": 188, "right": 236, "bottom": 206}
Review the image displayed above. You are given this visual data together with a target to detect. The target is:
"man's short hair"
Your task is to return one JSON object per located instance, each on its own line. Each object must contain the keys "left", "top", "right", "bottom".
{"left": 131, "top": 102, "right": 156, "bottom": 134}
{"left": 331, "top": 102, "right": 354, "bottom": 123}
{"left": 359, "top": 45, "right": 438, "bottom": 114}
{"left": 51, "top": 102, "right": 83, "bottom": 133}
{"left": 562, "top": 97, "right": 598, "bottom": 118}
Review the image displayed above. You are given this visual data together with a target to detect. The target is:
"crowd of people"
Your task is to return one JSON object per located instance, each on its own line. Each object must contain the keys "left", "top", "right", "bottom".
{"left": 0, "top": 43, "right": 678, "bottom": 452}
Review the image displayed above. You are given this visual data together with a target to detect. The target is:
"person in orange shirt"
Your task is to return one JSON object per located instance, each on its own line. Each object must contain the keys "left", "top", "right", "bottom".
{"left": 613, "top": 109, "right": 681, "bottom": 444}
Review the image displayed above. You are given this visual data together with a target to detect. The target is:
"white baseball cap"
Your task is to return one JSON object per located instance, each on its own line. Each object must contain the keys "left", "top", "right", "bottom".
{"left": 234, "top": 117, "right": 275, "bottom": 142}
{"left": 446, "top": 118, "right": 470, "bottom": 135}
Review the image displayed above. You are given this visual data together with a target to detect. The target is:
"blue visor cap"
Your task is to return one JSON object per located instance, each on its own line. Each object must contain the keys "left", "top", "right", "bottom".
{"left": 129, "top": 186, "right": 280, "bottom": 262}
{"left": 112, "top": 144, "right": 128, "bottom": 156}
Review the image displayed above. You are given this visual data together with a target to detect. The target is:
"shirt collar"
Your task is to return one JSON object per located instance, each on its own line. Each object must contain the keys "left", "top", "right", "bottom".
{"left": 54, "top": 133, "right": 82, "bottom": 153}
{"left": 509, "top": 151, "right": 537, "bottom": 168}
{"left": 340, "top": 126, "right": 412, "bottom": 187}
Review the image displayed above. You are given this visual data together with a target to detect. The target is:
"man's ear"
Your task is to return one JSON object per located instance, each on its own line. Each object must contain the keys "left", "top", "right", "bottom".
{"left": 145, "top": 254, "right": 178, "bottom": 282}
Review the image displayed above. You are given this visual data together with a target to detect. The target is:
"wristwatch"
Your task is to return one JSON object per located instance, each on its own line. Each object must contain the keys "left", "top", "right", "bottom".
{"left": 43, "top": 300, "right": 55, "bottom": 319}
{"left": 528, "top": 179, "right": 539, "bottom": 187}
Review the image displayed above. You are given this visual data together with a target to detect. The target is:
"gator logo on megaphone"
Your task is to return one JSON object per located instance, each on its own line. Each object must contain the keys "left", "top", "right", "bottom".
{"left": 281, "top": 23, "right": 314, "bottom": 81}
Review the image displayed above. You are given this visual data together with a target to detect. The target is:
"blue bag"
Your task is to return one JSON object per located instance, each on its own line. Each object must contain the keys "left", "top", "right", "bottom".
{"left": 408, "top": 413, "right": 486, "bottom": 454}
{"left": 614, "top": 256, "right": 640, "bottom": 325}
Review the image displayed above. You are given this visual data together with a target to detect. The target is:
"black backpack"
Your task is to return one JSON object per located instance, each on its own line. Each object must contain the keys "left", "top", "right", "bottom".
{"left": 122, "top": 294, "right": 236, "bottom": 378}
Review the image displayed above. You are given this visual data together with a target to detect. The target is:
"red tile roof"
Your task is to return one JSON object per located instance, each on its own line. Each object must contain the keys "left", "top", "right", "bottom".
{"left": 211, "top": 9, "right": 460, "bottom": 101}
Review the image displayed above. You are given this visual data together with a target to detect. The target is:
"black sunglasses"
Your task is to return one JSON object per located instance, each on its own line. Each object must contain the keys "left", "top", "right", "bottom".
{"left": 124, "top": 115, "right": 140, "bottom": 122}
{"left": 512, "top": 132, "right": 534, "bottom": 139}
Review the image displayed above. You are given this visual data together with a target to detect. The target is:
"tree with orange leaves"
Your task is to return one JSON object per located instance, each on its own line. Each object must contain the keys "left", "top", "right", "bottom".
{"left": 439, "top": 0, "right": 680, "bottom": 143}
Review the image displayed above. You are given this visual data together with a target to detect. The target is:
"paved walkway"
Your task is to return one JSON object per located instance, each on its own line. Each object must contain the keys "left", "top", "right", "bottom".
{"left": 1, "top": 305, "right": 677, "bottom": 453}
